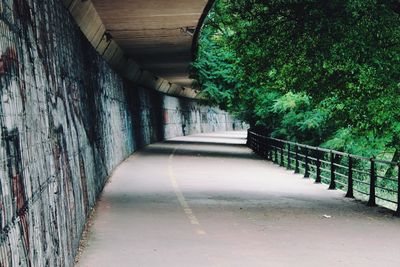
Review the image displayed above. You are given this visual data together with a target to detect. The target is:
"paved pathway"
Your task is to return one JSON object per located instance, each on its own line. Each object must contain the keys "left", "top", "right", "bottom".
{"left": 76, "top": 131, "right": 400, "bottom": 267}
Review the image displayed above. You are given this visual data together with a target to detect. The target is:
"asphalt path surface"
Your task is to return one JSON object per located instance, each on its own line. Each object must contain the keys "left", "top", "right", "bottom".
{"left": 76, "top": 131, "right": 400, "bottom": 267}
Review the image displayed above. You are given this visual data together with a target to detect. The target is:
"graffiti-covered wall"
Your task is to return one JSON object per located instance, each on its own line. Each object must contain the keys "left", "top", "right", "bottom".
{"left": 0, "top": 0, "right": 136, "bottom": 266}
{"left": 0, "top": 0, "right": 244, "bottom": 266}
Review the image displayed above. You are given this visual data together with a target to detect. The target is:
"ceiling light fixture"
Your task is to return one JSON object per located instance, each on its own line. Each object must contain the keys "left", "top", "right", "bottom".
{"left": 180, "top": 27, "right": 195, "bottom": 36}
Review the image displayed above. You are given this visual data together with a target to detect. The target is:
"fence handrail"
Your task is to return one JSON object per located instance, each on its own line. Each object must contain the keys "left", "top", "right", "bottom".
{"left": 250, "top": 131, "right": 397, "bottom": 165}
{"left": 247, "top": 130, "right": 400, "bottom": 217}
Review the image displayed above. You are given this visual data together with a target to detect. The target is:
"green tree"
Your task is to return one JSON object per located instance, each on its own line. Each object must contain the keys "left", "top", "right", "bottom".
{"left": 192, "top": 0, "right": 400, "bottom": 158}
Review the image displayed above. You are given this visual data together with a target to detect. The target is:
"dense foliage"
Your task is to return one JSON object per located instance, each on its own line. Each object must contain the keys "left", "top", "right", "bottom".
{"left": 191, "top": 0, "right": 400, "bottom": 160}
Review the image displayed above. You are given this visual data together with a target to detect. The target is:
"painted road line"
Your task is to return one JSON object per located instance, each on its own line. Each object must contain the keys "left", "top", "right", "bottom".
{"left": 168, "top": 148, "right": 206, "bottom": 235}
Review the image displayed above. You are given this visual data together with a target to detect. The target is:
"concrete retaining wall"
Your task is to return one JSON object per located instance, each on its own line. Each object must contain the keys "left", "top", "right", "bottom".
{"left": 162, "top": 96, "right": 244, "bottom": 139}
{"left": 0, "top": 0, "right": 243, "bottom": 266}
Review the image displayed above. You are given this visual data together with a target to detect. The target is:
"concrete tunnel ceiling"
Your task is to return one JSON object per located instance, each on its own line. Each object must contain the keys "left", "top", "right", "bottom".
{"left": 91, "top": 0, "right": 214, "bottom": 89}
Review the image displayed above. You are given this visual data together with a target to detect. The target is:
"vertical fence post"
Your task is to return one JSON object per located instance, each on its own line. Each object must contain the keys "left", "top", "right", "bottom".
{"left": 345, "top": 155, "right": 354, "bottom": 198}
{"left": 295, "top": 145, "right": 299, "bottom": 174}
{"left": 262, "top": 137, "right": 267, "bottom": 159}
{"left": 367, "top": 157, "right": 376, "bottom": 207}
{"left": 253, "top": 134, "right": 256, "bottom": 151}
{"left": 268, "top": 138, "right": 273, "bottom": 161}
{"left": 252, "top": 133, "right": 256, "bottom": 152}
{"left": 252, "top": 133, "right": 256, "bottom": 151}
{"left": 280, "top": 143, "right": 284, "bottom": 167}
{"left": 247, "top": 130, "right": 250, "bottom": 147}
{"left": 395, "top": 163, "right": 400, "bottom": 217}
{"left": 329, "top": 151, "right": 336, "bottom": 190}
{"left": 262, "top": 136, "right": 265, "bottom": 158}
{"left": 304, "top": 146, "right": 310, "bottom": 178}
{"left": 254, "top": 136, "right": 257, "bottom": 154}
{"left": 315, "top": 148, "right": 321, "bottom": 183}
{"left": 287, "top": 144, "right": 291, "bottom": 170}
{"left": 252, "top": 135, "right": 257, "bottom": 153}
{"left": 274, "top": 141, "right": 278, "bottom": 164}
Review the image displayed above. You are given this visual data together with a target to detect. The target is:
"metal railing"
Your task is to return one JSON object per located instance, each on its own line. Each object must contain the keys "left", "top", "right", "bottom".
{"left": 247, "top": 130, "right": 400, "bottom": 216}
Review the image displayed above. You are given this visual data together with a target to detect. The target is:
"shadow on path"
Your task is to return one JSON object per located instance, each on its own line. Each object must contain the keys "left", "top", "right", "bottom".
{"left": 76, "top": 131, "right": 400, "bottom": 267}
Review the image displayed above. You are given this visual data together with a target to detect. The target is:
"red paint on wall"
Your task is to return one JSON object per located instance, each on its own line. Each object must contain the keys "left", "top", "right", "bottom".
{"left": 0, "top": 59, "right": 4, "bottom": 75}
{"left": 164, "top": 110, "right": 169, "bottom": 124}
{"left": 12, "top": 173, "right": 30, "bottom": 252}
{"left": 0, "top": 47, "right": 19, "bottom": 75}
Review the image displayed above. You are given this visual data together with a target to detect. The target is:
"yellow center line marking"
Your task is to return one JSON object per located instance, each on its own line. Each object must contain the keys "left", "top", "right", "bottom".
{"left": 168, "top": 148, "right": 206, "bottom": 235}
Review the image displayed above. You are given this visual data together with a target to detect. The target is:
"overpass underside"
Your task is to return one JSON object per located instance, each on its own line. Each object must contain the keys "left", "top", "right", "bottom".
{"left": 64, "top": 0, "right": 214, "bottom": 98}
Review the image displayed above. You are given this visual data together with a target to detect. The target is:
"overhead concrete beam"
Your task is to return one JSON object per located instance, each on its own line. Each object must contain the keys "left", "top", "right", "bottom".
{"left": 63, "top": 0, "right": 204, "bottom": 98}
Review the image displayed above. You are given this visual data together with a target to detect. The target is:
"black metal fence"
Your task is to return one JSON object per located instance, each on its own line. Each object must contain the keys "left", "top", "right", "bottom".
{"left": 247, "top": 130, "right": 400, "bottom": 216}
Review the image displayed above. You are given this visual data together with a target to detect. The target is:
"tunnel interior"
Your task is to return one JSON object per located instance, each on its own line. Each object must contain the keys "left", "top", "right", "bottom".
{"left": 0, "top": 0, "right": 245, "bottom": 266}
